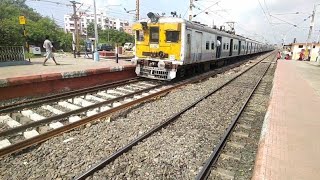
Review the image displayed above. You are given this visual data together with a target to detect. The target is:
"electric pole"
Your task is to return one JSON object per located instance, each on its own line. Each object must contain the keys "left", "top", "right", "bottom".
{"left": 70, "top": 1, "right": 80, "bottom": 57}
{"left": 136, "top": 0, "right": 140, "bottom": 21}
{"left": 306, "top": 4, "right": 317, "bottom": 60}
{"left": 189, "top": 0, "right": 193, "bottom": 21}
{"left": 93, "top": 0, "right": 99, "bottom": 61}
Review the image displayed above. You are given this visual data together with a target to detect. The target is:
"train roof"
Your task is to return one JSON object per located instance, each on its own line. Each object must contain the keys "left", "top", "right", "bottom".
{"left": 137, "top": 16, "right": 267, "bottom": 45}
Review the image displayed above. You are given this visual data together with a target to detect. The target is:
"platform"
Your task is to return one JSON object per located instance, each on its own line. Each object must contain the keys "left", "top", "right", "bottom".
{"left": 253, "top": 60, "right": 320, "bottom": 180}
{"left": 0, "top": 54, "right": 136, "bottom": 101}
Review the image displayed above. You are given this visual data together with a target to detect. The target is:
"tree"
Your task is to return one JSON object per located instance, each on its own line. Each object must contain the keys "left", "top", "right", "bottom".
{"left": 86, "top": 22, "right": 102, "bottom": 38}
{"left": 0, "top": 0, "right": 73, "bottom": 51}
{"left": 100, "top": 28, "right": 134, "bottom": 45}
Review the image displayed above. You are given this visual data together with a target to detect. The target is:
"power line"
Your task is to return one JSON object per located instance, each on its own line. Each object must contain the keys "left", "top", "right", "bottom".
{"left": 257, "top": 0, "right": 277, "bottom": 43}
{"left": 29, "top": 0, "right": 72, "bottom": 7}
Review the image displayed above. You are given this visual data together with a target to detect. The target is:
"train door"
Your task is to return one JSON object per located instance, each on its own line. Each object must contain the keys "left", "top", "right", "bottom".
{"left": 238, "top": 41, "right": 241, "bottom": 55}
{"left": 185, "top": 30, "right": 192, "bottom": 64}
{"left": 246, "top": 43, "right": 249, "bottom": 54}
{"left": 216, "top": 36, "right": 222, "bottom": 58}
{"left": 194, "top": 31, "right": 202, "bottom": 62}
{"left": 229, "top": 39, "right": 233, "bottom": 56}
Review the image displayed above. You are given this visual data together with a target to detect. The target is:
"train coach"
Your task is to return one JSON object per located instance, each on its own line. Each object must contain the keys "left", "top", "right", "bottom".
{"left": 131, "top": 12, "right": 273, "bottom": 80}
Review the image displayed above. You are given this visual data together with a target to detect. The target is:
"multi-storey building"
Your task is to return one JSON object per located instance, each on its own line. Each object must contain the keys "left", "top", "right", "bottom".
{"left": 123, "top": 25, "right": 134, "bottom": 36}
{"left": 64, "top": 11, "right": 129, "bottom": 34}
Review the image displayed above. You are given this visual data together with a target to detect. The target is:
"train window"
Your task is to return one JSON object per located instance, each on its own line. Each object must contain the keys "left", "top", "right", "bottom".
{"left": 313, "top": 45, "right": 316, "bottom": 48}
{"left": 187, "top": 34, "right": 191, "bottom": 44}
{"left": 226, "top": 43, "right": 229, "bottom": 50}
{"left": 166, "top": 31, "right": 180, "bottom": 43}
{"left": 211, "top": 42, "right": 215, "bottom": 50}
{"left": 150, "top": 27, "right": 159, "bottom": 43}
{"left": 223, "top": 43, "right": 226, "bottom": 50}
{"left": 298, "top": 45, "right": 303, "bottom": 48}
{"left": 206, "top": 41, "right": 210, "bottom": 50}
{"left": 136, "top": 30, "right": 144, "bottom": 41}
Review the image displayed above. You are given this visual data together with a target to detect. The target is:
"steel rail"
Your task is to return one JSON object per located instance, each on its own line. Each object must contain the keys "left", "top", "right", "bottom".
{"left": 74, "top": 53, "right": 275, "bottom": 180}
{"left": 0, "top": 52, "right": 273, "bottom": 158}
{"left": 195, "top": 56, "right": 275, "bottom": 180}
{"left": 0, "top": 54, "right": 263, "bottom": 158}
{"left": 0, "top": 77, "right": 141, "bottom": 113}
{"left": 0, "top": 83, "right": 165, "bottom": 137}
{"left": 0, "top": 84, "right": 167, "bottom": 157}
{"left": 0, "top": 66, "right": 229, "bottom": 158}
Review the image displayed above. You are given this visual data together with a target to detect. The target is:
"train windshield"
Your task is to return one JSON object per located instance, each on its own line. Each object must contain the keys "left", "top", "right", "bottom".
{"left": 150, "top": 27, "right": 159, "bottom": 43}
{"left": 136, "top": 30, "right": 144, "bottom": 41}
{"left": 166, "top": 31, "right": 179, "bottom": 43}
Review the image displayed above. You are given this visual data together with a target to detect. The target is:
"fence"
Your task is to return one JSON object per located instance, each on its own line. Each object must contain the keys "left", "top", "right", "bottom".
{"left": 0, "top": 46, "right": 25, "bottom": 62}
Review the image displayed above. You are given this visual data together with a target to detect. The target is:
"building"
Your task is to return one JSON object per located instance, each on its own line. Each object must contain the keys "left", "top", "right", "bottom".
{"left": 123, "top": 25, "right": 134, "bottom": 36}
{"left": 288, "top": 43, "right": 320, "bottom": 61}
{"left": 64, "top": 11, "right": 129, "bottom": 35}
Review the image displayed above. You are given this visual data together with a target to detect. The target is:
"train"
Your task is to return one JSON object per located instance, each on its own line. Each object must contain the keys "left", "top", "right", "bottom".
{"left": 131, "top": 12, "right": 274, "bottom": 80}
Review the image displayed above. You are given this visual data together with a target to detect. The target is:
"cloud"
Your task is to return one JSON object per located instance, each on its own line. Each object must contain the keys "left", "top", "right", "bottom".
{"left": 192, "top": 0, "right": 320, "bottom": 44}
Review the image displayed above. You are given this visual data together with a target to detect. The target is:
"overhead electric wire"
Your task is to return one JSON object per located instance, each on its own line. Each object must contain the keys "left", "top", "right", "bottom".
{"left": 192, "top": 1, "right": 220, "bottom": 17}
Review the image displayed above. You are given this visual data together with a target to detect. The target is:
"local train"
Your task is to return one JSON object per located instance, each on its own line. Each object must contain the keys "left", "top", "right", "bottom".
{"left": 131, "top": 12, "right": 274, "bottom": 80}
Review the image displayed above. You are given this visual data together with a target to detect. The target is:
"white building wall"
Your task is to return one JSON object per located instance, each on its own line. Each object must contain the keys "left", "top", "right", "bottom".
{"left": 291, "top": 44, "right": 320, "bottom": 61}
{"left": 64, "top": 11, "right": 129, "bottom": 34}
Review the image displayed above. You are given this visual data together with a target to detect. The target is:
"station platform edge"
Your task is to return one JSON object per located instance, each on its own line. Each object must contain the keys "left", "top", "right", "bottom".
{"left": 0, "top": 57, "right": 136, "bottom": 101}
{"left": 252, "top": 60, "right": 320, "bottom": 180}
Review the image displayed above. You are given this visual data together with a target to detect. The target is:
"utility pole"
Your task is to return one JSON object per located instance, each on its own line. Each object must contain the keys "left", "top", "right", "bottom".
{"left": 70, "top": 1, "right": 80, "bottom": 57}
{"left": 306, "top": 4, "right": 317, "bottom": 60}
{"left": 93, "top": 0, "right": 99, "bottom": 61}
{"left": 189, "top": 0, "right": 193, "bottom": 21}
{"left": 136, "top": 0, "right": 140, "bottom": 21}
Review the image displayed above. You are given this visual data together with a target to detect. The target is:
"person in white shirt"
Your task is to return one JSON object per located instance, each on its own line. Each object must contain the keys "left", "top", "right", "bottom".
{"left": 216, "top": 40, "right": 221, "bottom": 58}
{"left": 43, "top": 35, "right": 59, "bottom": 66}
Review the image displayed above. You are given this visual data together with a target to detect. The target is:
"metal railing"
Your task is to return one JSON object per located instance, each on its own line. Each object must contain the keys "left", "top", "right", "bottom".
{"left": 0, "top": 46, "right": 25, "bottom": 62}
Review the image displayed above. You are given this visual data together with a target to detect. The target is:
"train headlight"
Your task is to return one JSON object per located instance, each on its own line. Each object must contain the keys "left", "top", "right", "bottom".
{"left": 158, "top": 61, "right": 165, "bottom": 69}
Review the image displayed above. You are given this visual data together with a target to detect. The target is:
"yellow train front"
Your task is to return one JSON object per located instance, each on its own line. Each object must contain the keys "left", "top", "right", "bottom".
{"left": 132, "top": 13, "right": 184, "bottom": 80}
{"left": 132, "top": 13, "right": 274, "bottom": 81}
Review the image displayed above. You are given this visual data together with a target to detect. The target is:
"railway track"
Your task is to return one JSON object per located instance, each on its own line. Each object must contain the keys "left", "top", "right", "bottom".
{"left": 74, "top": 52, "right": 276, "bottom": 179}
{"left": 0, "top": 78, "right": 164, "bottom": 156}
{"left": 0, "top": 52, "right": 272, "bottom": 160}
{"left": 196, "top": 57, "right": 277, "bottom": 180}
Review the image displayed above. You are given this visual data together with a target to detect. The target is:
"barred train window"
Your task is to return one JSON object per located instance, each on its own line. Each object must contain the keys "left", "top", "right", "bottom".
{"left": 211, "top": 42, "right": 215, "bottom": 50}
{"left": 150, "top": 27, "right": 159, "bottom": 43}
{"left": 136, "top": 30, "right": 144, "bottom": 41}
{"left": 206, "top": 41, "right": 210, "bottom": 50}
{"left": 166, "top": 31, "right": 180, "bottom": 42}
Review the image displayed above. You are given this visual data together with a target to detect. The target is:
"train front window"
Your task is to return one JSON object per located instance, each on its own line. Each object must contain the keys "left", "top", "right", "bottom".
{"left": 166, "top": 31, "right": 179, "bottom": 42}
{"left": 150, "top": 27, "right": 159, "bottom": 43}
{"left": 136, "top": 30, "right": 144, "bottom": 41}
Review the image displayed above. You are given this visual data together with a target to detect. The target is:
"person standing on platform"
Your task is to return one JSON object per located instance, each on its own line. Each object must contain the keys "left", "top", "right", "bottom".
{"left": 298, "top": 49, "right": 305, "bottom": 61}
{"left": 43, "top": 35, "right": 59, "bottom": 66}
{"left": 277, "top": 51, "right": 281, "bottom": 60}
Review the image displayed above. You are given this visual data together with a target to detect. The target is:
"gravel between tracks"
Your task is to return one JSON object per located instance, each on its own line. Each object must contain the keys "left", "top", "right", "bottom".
{"left": 0, "top": 55, "right": 268, "bottom": 179}
{"left": 89, "top": 62, "right": 270, "bottom": 179}
{"left": 209, "top": 61, "right": 276, "bottom": 180}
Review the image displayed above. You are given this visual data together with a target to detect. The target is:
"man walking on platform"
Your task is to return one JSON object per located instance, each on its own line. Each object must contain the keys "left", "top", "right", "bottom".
{"left": 43, "top": 35, "right": 59, "bottom": 66}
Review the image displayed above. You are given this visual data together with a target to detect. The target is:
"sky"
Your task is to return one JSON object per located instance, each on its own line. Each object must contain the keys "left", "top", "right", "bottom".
{"left": 25, "top": 0, "right": 320, "bottom": 45}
